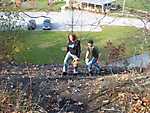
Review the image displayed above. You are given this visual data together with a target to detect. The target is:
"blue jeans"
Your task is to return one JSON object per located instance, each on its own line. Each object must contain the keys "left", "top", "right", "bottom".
{"left": 86, "top": 57, "right": 101, "bottom": 73}
{"left": 63, "top": 52, "right": 78, "bottom": 72}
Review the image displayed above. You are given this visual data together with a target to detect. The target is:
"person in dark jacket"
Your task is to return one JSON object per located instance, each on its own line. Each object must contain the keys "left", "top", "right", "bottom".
{"left": 85, "top": 40, "right": 101, "bottom": 74}
{"left": 63, "top": 34, "right": 81, "bottom": 75}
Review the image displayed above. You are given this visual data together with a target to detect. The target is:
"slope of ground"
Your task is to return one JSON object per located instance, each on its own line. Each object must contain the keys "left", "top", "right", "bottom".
{"left": 1, "top": 26, "right": 147, "bottom": 64}
{"left": 0, "top": 64, "right": 150, "bottom": 113}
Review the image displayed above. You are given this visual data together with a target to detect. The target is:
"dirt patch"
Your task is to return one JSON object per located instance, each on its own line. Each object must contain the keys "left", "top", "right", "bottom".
{"left": 0, "top": 64, "right": 150, "bottom": 113}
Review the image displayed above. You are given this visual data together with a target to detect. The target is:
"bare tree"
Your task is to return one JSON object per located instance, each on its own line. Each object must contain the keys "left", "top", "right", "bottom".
{"left": 0, "top": 10, "right": 26, "bottom": 63}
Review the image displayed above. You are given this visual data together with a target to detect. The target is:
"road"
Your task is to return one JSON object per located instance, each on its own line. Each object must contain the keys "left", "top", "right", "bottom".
{"left": 3, "top": 10, "right": 150, "bottom": 31}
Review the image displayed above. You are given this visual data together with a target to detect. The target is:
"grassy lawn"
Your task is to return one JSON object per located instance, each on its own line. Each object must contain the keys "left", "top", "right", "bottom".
{"left": 34, "top": 0, "right": 65, "bottom": 11}
{"left": 115, "top": 0, "right": 150, "bottom": 11}
{"left": 1, "top": 26, "right": 149, "bottom": 64}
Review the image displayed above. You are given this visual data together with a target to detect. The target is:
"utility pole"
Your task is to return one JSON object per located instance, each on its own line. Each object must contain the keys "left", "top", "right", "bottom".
{"left": 122, "top": 0, "right": 126, "bottom": 16}
{"left": 71, "top": 1, "right": 74, "bottom": 33}
{"left": 71, "top": 6, "right": 74, "bottom": 33}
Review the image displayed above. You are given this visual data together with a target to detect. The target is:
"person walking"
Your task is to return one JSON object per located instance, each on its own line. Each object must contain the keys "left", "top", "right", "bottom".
{"left": 63, "top": 34, "right": 81, "bottom": 75}
{"left": 85, "top": 40, "right": 101, "bottom": 75}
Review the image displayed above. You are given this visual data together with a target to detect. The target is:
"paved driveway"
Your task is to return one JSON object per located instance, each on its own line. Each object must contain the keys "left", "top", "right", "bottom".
{"left": 2, "top": 10, "right": 150, "bottom": 31}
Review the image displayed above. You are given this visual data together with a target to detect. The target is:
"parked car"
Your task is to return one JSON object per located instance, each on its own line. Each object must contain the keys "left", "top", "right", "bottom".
{"left": 27, "top": 19, "right": 36, "bottom": 30}
{"left": 110, "top": 4, "right": 121, "bottom": 11}
{"left": 42, "top": 19, "right": 51, "bottom": 30}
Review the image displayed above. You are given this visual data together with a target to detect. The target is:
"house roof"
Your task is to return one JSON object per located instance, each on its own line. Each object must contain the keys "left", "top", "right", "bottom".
{"left": 80, "top": 0, "right": 112, "bottom": 5}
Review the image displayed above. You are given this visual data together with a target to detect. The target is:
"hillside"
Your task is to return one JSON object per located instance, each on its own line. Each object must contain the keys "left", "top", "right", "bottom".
{"left": 0, "top": 64, "right": 150, "bottom": 113}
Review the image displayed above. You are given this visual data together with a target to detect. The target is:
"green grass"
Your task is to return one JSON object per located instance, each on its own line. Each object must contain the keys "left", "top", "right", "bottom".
{"left": 115, "top": 0, "right": 150, "bottom": 11}
{"left": 1, "top": 26, "right": 149, "bottom": 64}
{"left": 47, "top": 1, "right": 65, "bottom": 11}
{"left": 35, "top": 0, "right": 65, "bottom": 11}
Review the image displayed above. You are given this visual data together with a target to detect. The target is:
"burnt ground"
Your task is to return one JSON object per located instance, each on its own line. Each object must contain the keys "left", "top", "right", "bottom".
{"left": 0, "top": 64, "right": 150, "bottom": 113}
